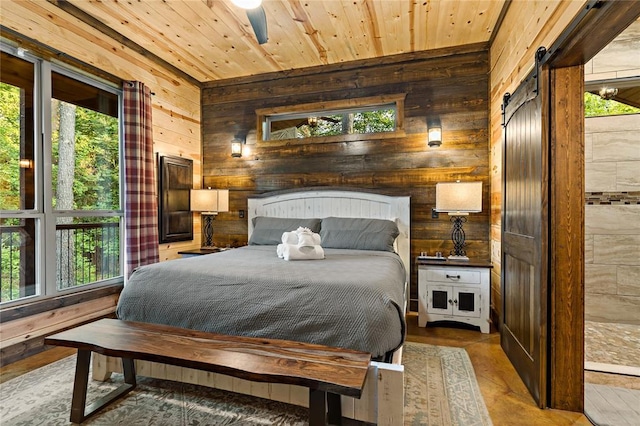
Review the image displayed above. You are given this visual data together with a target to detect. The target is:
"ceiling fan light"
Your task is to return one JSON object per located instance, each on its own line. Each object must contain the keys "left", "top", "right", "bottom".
{"left": 231, "top": 0, "right": 262, "bottom": 9}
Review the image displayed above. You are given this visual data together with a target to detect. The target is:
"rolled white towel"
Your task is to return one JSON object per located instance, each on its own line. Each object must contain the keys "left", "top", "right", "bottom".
{"left": 280, "top": 243, "right": 325, "bottom": 261}
{"left": 297, "top": 232, "right": 316, "bottom": 248}
{"left": 281, "top": 231, "right": 298, "bottom": 244}
{"left": 276, "top": 243, "right": 285, "bottom": 258}
{"left": 295, "top": 226, "right": 321, "bottom": 247}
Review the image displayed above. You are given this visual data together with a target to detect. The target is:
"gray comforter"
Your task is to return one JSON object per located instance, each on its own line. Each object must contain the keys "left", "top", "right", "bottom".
{"left": 117, "top": 245, "right": 406, "bottom": 358}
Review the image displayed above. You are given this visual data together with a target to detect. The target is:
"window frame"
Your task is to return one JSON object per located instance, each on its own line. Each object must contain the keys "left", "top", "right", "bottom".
{"left": 257, "top": 94, "right": 407, "bottom": 142}
{"left": 0, "top": 42, "right": 125, "bottom": 308}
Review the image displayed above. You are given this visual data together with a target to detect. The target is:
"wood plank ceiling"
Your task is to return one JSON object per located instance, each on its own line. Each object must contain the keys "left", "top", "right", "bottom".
{"left": 60, "top": 0, "right": 507, "bottom": 83}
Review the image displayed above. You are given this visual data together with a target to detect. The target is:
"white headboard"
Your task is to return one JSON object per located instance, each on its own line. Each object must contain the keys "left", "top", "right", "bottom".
{"left": 247, "top": 189, "right": 410, "bottom": 283}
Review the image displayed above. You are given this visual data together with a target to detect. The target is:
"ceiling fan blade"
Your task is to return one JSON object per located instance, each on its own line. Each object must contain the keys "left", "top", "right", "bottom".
{"left": 246, "top": 5, "right": 268, "bottom": 44}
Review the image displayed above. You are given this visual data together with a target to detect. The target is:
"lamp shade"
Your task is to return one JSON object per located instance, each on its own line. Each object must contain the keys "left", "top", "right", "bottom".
{"left": 231, "top": 139, "right": 243, "bottom": 157}
{"left": 191, "top": 189, "right": 217, "bottom": 213}
{"left": 436, "top": 181, "right": 482, "bottom": 214}
{"left": 216, "top": 189, "right": 229, "bottom": 213}
{"left": 191, "top": 189, "right": 230, "bottom": 214}
{"left": 428, "top": 126, "right": 442, "bottom": 147}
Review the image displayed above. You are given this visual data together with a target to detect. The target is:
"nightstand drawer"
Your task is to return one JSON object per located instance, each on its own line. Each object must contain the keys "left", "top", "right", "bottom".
{"left": 425, "top": 269, "right": 481, "bottom": 285}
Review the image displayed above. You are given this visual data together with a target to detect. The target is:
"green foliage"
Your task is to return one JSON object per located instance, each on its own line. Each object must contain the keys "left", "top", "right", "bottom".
{"left": 297, "top": 109, "right": 396, "bottom": 138}
{"left": 51, "top": 101, "right": 120, "bottom": 211}
{"left": 353, "top": 109, "right": 395, "bottom": 134}
{"left": 1, "top": 81, "right": 121, "bottom": 301}
{"left": 584, "top": 92, "right": 640, "bottom": 117}
{"left": 0, "top": 83, "right": 21, "bottom": 211}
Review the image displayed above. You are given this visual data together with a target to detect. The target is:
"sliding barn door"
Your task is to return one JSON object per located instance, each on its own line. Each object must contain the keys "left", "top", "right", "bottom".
{"left": 501, "top": 59, "right": 549, "bottom": 407}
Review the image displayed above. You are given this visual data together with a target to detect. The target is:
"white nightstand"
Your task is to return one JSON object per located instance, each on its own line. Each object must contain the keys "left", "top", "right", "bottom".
{"left": 417, "top": 259, "right": 492, "bottom": 333}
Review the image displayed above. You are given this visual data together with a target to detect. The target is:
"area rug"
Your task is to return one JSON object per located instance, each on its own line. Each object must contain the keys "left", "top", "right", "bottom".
{"left": 0, "top": 342, "right": 491, "bottom": 425}
{"left": 403, "top": 343, "right": 492, "bottom": 426}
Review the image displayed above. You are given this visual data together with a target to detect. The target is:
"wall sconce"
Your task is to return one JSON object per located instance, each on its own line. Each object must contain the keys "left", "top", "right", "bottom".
{"left": 599, "top": 87, "right": 618, "bottom": 100}
{"left": 435, "top": 181, "right": 483, "bottom": 260}
{"left": 191, "top": 188, "right": 230, "bottom": 248}
{"left": 231, "top": 138, "right": 243, "bottom": 158}
{"left": 19, "top": 159, "right": 33, "bottom": 169}
{"left": 428, "top": 122, "right": 442, "bottom": 148}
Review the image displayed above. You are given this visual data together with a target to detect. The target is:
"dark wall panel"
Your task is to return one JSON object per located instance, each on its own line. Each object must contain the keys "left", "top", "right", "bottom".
{"left": 201, "top": 46, "right": 490, "bottom": 311}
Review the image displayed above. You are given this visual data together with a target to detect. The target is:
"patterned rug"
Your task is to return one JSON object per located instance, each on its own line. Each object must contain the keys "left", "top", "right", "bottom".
{"left": 403, "top": 343, "right": 492, "bottom": 426}
{"left": 0, "top": 342, "right": 491, "bottom": 425}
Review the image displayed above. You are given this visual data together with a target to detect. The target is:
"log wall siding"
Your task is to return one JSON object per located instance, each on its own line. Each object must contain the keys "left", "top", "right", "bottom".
{"left": 488, "top": 0, "right": 586, "bottom": 324}
{"left": 201, "top": 46, "right": 491, "bottom": 312}
{"left": 1, "top": 1, "right": 200, "bottom": 361}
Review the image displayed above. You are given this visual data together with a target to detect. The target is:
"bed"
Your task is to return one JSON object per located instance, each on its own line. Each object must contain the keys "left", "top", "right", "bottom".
{"left": 93, "top": 189, "right": 409, "bottom": 424}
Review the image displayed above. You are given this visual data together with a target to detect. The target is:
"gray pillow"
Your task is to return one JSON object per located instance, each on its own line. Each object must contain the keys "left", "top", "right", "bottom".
{"left": 320, "top": 217, "right": 399, "bottom": 252}
{"left": 249, "top": 216, "right": 322, "bottom": 245}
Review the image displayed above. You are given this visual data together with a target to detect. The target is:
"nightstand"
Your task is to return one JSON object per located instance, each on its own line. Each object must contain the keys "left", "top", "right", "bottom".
{"left": 417, "top": 258, "right": 492, "bottom": 333}
{"left": 178, "top": 248, "right": 224, "bottom": 258}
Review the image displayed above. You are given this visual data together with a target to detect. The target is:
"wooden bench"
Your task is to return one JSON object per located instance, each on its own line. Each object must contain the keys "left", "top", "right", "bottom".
{"left": 44, "top": 318, "right": 371, "bottom": 425}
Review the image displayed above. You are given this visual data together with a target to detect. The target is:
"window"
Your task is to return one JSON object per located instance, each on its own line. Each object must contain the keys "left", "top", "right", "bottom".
{"left": 259, "top": 94, "right": 405, "bottom": 141}
{"left": 584, "top": 92, "right": 640, "bottom": 117}
{"left": 0, "top": 45, "right": 123, "bottom": 306}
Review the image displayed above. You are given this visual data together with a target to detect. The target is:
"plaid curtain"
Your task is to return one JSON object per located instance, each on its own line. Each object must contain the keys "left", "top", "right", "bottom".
{"left": 123, "top": 81, "right": 159, "bottom": 277}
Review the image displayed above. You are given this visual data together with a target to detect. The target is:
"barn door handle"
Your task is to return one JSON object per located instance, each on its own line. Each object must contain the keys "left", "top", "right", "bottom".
{"left": 454, "top": 299, "right": 458, "bottom": 305}
{"left": 446, "top": 274, "right": 461, "bottom": 280}
{"left": 448, "top": 299, "right": 453, "bottom": 305}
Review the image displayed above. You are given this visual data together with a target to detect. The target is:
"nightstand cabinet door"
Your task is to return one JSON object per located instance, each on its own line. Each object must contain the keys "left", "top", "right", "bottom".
{"left": 426, "top": 285, "right": 453, "bottom": 315}
{"left": 452, "top": 286, "right": 481, "bottom": 318}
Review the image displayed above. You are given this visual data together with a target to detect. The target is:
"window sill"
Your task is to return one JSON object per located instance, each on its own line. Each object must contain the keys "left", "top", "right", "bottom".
{"left": 0, "top": 282, "right": 124, "bottom": 323}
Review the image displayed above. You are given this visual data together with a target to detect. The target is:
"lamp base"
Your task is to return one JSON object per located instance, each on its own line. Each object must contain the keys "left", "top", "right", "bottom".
{"left": 448, "top": 255, "right": 469, "bottom": 261}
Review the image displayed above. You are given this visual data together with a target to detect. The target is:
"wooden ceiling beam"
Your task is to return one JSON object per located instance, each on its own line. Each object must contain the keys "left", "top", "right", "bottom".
{"left": 543, "top": 0, "right": 640, "bottom": 68}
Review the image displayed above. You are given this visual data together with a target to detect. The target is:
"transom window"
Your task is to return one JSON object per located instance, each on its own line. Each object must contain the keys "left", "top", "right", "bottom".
{"left": 259, "top": 94, "right": 405, "bottom": 141}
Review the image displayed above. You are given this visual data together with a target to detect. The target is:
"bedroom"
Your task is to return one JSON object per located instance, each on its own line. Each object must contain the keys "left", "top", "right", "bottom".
{"left": 1, "top": 1, "right": 639, "bottom": 424}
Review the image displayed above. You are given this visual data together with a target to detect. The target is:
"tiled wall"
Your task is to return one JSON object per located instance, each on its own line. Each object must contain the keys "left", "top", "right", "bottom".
{"left": 585, "top": 114, "right": 640, "bottom": 325}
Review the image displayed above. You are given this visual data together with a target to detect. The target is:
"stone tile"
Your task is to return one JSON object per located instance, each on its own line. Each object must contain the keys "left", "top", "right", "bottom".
{"left": 586, "top": 293, "right": 640, "bottom": 323}
{"left": 618, "top": 266, "right": 640, "bottom": 296}
{"left": 593, "top": 40, "right": 640, "bottom": 74}
{"left": 593, "top": 235, "right": 640, "bottom": 265}
{"left": 585, "top": 235, "right": 594, "bottom": 263}
{"left": 592, "top": 131, "right": 640, "bottom": 162}
{"left": 585, "top": 264, "right": 617, "bottom": 295}
{"left": 617, "top": 161, "right": 640, "bottom": 190}
{"left": 585, "top": 320, "right": 640, "bottom": 367}
{"left": 586, "top": 114, "right": 640, "bottom": 134}
{"left": 585, "top": 71, "right": 620, "bottom": 82}
{"left": 617, "top": 68, "right": 640, "bottom": 78}
{"left": 585, "top": 162, "right": 617, "bottom": 192}
{"left": 586, "top": 205, "right": 640, "bottom": 235}
{"left": 585, "top": 133, "right": 593, "bottom": 163}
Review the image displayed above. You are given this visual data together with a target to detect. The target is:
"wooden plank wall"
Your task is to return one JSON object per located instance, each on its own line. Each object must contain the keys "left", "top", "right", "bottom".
{"left": 0, "top": 1, "right": 200, "bottom": 362}
{"left": 488, "top": 0, "right": 586, "bottom": 324}
{"left": 201, "top": 45, "right": 491, "bottom": 312}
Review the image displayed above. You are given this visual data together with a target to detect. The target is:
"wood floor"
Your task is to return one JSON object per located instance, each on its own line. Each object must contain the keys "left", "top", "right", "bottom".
{"left": 3, "top": 313, "right": 638, "bottom": 425}
{"left": 405, "top": 313, "right": 592, "bottom": 426}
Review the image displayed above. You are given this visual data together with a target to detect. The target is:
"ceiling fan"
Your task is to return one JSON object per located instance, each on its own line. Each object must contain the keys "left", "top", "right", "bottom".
{"left": 231, "top": 0, "right": 268, "bottom": 44}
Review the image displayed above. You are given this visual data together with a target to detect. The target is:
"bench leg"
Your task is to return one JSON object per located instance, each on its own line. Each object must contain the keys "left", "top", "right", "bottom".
{"left": 308, "top": 389, "right": 342, "bottom": 426}
{"left": 327, "top": 392, "right": 342, "bottom": 425}
{"left": 70, "top": 351, "right": 137, "bottom": 424}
